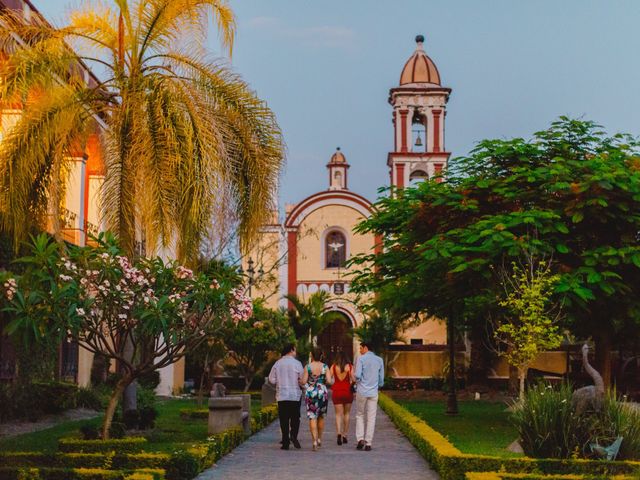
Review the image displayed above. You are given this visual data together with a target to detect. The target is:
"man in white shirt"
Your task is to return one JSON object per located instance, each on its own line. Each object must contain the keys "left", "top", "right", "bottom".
{"left": 268, "top": 343, "right": 304, "bottom": 450}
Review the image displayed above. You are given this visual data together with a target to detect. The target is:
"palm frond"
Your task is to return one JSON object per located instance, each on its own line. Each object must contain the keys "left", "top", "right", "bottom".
{"left": 1, "top": 0, "right": 283, "bottom": 263}
{"left": 0, "top": 86, "right": 92, "bottom": 248}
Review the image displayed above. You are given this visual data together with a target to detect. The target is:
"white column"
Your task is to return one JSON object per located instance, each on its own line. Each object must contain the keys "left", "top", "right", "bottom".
{"left": 65, "top": 157, "right": 87, "bottom": 246}
{"left": 406, "top": 107, "right": 415, "bottom": 153}
{"left": 87, "top": 174, "right": 104, "bottom": 237}
{"left": 426, "top": 107, "right": 435, "bottom": 153}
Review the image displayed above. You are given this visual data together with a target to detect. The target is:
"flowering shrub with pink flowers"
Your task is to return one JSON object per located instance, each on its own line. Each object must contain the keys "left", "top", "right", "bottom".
{"left": 1, "top": 233, "right": 252, "bottom": 438}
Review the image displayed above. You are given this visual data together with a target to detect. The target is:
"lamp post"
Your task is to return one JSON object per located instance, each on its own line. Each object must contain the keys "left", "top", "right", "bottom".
{"left": 238, "top": 258, "right": 264, "bottom": 297}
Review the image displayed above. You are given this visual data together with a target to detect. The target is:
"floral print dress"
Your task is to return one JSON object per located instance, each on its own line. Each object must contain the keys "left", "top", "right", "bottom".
{"left": 304, "top": 363, "right": 328, "bottom": 419}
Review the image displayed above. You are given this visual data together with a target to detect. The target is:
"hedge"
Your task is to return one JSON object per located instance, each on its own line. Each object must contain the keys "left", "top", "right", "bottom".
{"left": 378, "top": 393, "right": 640, "bottom": 480}
{"left": 0, "top": 467, "right": 163, "bottom": 480}
{"left": 465, "top": 473, "right": 634, "bottom": 480}
{"left": 178, "top": 409, "right": 207, "bottom": 420}
{"left": 165, "top": 404, "right": 278, "bottom": 480}
{"left": 3, "top": 403, "right": 279, "bottom": 480}
{"left": 0, "top": 452, "right": 170, "bottom": 470}
{"left": 58, "top": 438, "right": 147, "bottom": 453}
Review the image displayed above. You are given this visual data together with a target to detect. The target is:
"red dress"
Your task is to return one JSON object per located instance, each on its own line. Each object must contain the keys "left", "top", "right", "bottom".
{"left": 331, "top": 364, "right": 354, "bottom": 405}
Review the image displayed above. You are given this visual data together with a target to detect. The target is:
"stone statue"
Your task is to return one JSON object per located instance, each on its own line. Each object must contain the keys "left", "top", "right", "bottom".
{"left": 210, "top": 382, "right": 226, "bottom": 398}
{"left": 572, "top": 344, "right": 605, "bottom": 415}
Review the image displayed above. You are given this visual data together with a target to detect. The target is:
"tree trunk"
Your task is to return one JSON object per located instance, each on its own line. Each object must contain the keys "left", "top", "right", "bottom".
{"left": 508, "top": 364, "right": 519, "bottom": 396}
{"left": 518, "top": 367, "right": 527, "bottom": 399}
{"left": 595, "top": 330, "right": 613, "bottom": 389}
{"left": 467, "top": 322, "right": 490, "bottom": 389}
{"left": 197, "top": 357, "right": 209, "bottom": 407}
{"left": 121, "top": 336, "right": 137, "bottom": 412}
{"left": 243, "top": 366, "right": 254, "bottom": 392}
{"left": 102, "top": 376, "right": 131, "bottom": 439}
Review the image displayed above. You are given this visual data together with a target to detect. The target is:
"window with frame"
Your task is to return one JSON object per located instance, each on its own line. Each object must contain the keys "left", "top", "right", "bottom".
{"left": 325, "top": 230, "right": 346, "bottom": 268}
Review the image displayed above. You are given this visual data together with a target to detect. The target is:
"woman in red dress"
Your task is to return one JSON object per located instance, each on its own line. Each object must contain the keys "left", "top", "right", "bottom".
{"left": 330, "top": 351, "right": 355, "bottom": 445}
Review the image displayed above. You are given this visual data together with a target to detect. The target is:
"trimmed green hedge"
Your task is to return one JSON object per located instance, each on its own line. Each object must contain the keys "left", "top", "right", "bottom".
{"left": 378, "top": 393, "right": 640, "bottom": 480}
{"left": 0, "top": 467, "right": 163, "bottom": 480}
{"left": 58, "top": 438, "right": 147, "bottom": 454}
{"left": 166, "top": 404, "right": 278, "bottom": 480}
{"left": 0, "top": 452, "right": 170, "bottom": 470}
{"left": 466, "top": 473, "right": 634, "bottom": 480}
{"left": 3, "top": 403, "right": 279, "bottom": 480}
{"left": 178, "top": 409, "right": 207, "bottom": 420}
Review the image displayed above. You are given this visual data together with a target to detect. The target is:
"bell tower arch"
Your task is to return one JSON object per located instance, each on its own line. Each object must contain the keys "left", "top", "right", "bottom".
{"left": 388, "top": 35, "right": 451, "bottom": 187}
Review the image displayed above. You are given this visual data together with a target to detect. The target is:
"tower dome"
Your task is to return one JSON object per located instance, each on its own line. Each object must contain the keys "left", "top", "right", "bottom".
{"left": 399, "top": 35, "right": 441, "bottom": 86}
{"left": 329, "top": 147, "right": 347, "bottom": 164}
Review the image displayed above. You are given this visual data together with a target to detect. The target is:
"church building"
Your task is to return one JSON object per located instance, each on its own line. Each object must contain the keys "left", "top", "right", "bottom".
{"left": 247, "top": 36, "right": 452, "bottom": 377}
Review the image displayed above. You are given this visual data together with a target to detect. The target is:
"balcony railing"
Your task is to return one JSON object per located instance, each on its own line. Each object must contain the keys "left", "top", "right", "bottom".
{"left": 84, "top": 219, "right": 99, "bottom": 238}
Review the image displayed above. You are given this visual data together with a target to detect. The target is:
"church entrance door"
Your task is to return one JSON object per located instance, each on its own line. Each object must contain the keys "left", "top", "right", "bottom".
{"left": 317, "top": 314, "right": 353, "bottom": 365}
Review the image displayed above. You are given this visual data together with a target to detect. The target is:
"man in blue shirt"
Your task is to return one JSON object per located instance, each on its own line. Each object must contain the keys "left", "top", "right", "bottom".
{"left": 354, "top": 342, "right": 384, "bottom": 451}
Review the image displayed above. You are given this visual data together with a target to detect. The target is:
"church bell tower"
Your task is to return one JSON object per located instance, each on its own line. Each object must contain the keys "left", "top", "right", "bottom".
{"left": 388, "top": 35, "right": 451, "bottom": 187}
{"left": 327, "top": 147, "right": 349, "bottom": 190}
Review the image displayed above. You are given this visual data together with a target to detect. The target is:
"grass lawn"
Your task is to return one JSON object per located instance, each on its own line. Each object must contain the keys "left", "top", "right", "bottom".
{"left": 0, "top": 397, "right": 263, "bottom": 454}
{"left": 398, "top": 399, "right": 521, "bottom": 458}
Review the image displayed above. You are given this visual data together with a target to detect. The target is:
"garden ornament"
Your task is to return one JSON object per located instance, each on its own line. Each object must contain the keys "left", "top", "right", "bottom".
{"left": 210, "top": 383, "right": 227, "bottom": 398}
{"left": 590, "top": 436, "right": 623, "bottom": 461}
{"left": 571, "top": 344, "right": 605, "bottom": 415}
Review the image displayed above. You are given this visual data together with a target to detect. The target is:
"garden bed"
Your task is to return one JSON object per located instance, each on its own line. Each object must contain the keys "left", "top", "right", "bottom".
{"left": 397, "top": 399, "right": 520, "bottom": 458}
{"left": 0, "top": 398, "right": 262, "bottom": 454}
{"left": 379, "top": 393, "right": 640, "bottom": 480}
{"left": 0, "top": 397, "right": 278, "bottom": 480}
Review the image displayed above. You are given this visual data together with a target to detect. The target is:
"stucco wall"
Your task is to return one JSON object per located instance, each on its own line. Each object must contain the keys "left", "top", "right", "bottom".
{"left": 295, "top": 203, "right": 374, "bottom": 283}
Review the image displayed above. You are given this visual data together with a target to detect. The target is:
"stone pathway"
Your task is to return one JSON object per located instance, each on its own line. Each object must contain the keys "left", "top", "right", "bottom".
{"left": 196, "top": 401, "right": 440, "bottom": 480}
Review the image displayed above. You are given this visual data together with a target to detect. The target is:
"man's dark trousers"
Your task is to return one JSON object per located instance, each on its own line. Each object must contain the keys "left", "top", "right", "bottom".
{"left": 277, "top": 400, "right": 300, "bottom": 446}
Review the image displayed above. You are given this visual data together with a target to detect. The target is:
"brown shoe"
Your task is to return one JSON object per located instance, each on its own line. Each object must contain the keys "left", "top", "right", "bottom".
{"left": 357, "top": 440, "right": 365, "bottom": 450}
{"left": 365, "top": 445, "right": 372, "bottom": 451}
{"left": 337, "top": 435, "right": 343, "bottom": 446}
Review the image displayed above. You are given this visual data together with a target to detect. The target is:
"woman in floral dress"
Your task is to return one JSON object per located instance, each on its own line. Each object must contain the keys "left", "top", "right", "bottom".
{"left": 301, "top": 347, "right": 334, "bottom": 451}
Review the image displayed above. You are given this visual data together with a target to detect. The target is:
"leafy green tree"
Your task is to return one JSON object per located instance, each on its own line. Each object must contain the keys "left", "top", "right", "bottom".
{"left": 221, "top": 300, "right": 294, "bottom": 391}
{"left": 351, "top": 307, "right": 415, "bottom": 371}
{"left": 351, "top": 118, "right": 640, "bottom": 387}
{"left": 494, "top": 256, "right": 563, "bottom": 398}
{"left": 285, "top": 291, "right": 343, "bottom": 360}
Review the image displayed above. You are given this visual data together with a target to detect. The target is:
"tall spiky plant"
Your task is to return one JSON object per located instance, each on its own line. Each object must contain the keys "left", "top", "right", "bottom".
{"left": 0, "top": 0, "right": 284, "bottom": 263}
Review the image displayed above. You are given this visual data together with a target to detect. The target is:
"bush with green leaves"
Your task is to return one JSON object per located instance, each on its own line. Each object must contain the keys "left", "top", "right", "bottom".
{"left": 512, "top": 383, "right": 640, "bottom": 460}
{"left": 511, "top": 383, "right": 581, "bottom": 458}
{"left": 220, "top": 300, "right": 294, "bottom": 391}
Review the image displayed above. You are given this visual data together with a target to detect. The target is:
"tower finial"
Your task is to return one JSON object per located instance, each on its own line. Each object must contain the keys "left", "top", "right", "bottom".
{"left": 415, "top": 34, "right": 424, "bottom": 44}
{"left": 336, "top": 146, "right": 340, "bottom": 151}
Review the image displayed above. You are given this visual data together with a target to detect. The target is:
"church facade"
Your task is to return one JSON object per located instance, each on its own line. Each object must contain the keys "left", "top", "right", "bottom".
{"left": 247, "top": 36, "right": 453, "bottom": 376}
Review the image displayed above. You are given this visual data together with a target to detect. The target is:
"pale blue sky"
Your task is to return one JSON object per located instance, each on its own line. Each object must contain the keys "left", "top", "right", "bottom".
{"left": 37, "top": 1, "right": 640, "bottom": 206}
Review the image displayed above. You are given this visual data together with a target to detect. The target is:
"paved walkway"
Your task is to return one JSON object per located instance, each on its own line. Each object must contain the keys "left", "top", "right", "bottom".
{"left": 196, "top": 400, "right": 440, "bottom": 480}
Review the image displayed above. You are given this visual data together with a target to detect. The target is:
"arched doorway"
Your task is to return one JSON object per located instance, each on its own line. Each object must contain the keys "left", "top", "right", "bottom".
{"left": 317, "top": 312, "right": 353, "bottom": 364}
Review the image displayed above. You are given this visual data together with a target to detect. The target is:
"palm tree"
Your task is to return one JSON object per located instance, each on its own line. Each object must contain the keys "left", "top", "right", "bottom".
{"left": 0, "top": 0, "right": 284, "bottom": 262}
{"left": 285, "top": 291, "right": 344, "bottom": 359}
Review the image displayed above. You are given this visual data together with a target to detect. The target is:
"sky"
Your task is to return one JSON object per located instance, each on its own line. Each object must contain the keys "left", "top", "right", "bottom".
{"left": 36, "top": 0, "right": 640, "bottom": 207}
